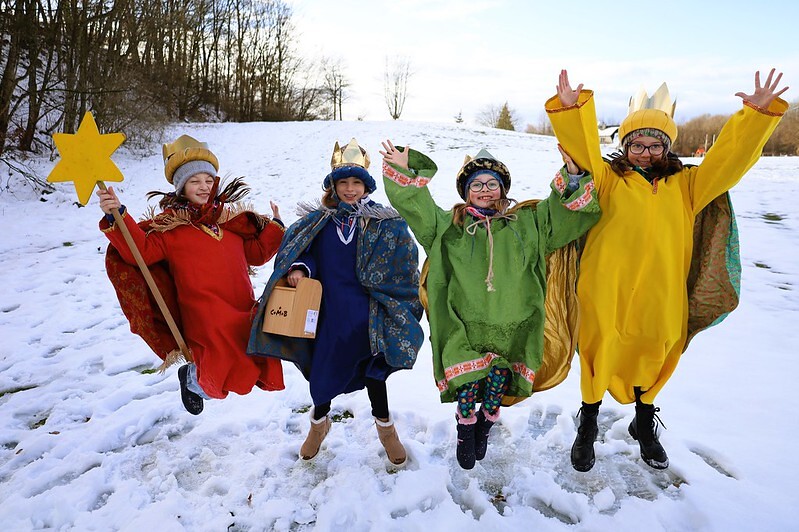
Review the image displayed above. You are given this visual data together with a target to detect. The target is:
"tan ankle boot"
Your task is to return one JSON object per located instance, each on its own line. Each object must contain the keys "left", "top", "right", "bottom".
{"left": 375, "top": 416, "right": 407, "bottom": 466}
{"left": 300, "top": 412, "right": 331, "bottom": 460}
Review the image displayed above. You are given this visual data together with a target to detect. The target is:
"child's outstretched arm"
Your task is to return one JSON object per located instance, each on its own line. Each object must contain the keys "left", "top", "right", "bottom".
{"left": 545, "top": 70, "right": 610, "bottom": 191}
{"left": 690, "top": 68, "right": 789, "bottom": 211}
{"left": 241, "top": 210, "right": 285, "bottom": 266}
{"left": 380, "top": 139, "right": 443, "bottom": 251}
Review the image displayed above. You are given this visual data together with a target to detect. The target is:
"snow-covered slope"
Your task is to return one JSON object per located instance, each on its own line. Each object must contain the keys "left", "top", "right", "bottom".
{"left": 1, "top": 120, "right": 797, "bottom": 531}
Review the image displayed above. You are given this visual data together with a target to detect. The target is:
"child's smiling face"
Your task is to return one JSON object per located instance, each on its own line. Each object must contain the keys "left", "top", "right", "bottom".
{"left": 467, "top": 175, "right": 502, "bottom": 209}
{"left": 182, "top": 173, "right": 215, "bottom": 204}
{"left": 335, "top": 177, "right": 367, "bottom": 205}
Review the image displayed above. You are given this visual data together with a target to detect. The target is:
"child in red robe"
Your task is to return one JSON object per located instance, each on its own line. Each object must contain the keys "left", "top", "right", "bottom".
{"left": 97, "top": 135, "right": 285, "bottom": 414}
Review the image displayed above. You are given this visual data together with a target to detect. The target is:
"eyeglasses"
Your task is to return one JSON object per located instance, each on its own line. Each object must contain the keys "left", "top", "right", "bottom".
{"left": 628, "top": 142, "right": 665, "bottom": 155}
{"left": 468, "top": 179, "right": 501, "bottom": 192}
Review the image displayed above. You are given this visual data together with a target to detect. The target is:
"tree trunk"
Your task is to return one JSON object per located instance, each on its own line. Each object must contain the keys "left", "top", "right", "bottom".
{"left": 0, "top": 0, "right": 24, "bottom": 156}
{"left": 19, "top": 0, "right": 40, "bottom": 151}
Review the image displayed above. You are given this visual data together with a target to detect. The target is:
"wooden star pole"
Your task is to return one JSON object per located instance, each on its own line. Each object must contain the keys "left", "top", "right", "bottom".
{"left": 95, "top": 182, "right": 193, "bottom": 364}
{"left": 48, "top": 112, "right": 192, "bottom": 363}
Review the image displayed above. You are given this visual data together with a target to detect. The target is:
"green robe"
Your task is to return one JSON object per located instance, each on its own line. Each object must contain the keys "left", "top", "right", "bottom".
{"left": 382, "top": 150, "right": 600, "bottom": 402}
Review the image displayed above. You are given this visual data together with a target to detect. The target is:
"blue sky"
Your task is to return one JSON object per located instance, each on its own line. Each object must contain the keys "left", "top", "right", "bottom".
{"left": 288, "top": 0, "right": 798, "bottom": 126}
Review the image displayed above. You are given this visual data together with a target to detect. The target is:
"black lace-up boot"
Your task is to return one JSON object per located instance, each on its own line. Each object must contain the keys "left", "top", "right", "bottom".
{"left": 456, "top": 416, "right": 477, "bottom": 470}
{"left": 628, "top": 389, "right": 669, "bottom": 469}
{"left": 474, "top": 408, "right": 499, "bottom": 461}
{"left": 570, "top": 401, "right": 601, "bottom": 472}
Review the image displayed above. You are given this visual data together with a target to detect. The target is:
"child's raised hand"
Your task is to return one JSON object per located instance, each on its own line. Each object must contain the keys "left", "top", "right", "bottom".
{"left": 270, "top": 200, "right": 281, "bottom": 221}
{"left": 735, "top": 68, "right": 788, "bottom": 109}
{"left": 287, "top": 268, "right": 306, "bottom": 287}
{"left": 380, "top": 140, "right": 409, "bottom": 170}
{"left": 557, "top": 144, "right": 582, "bottom": 175}
{"left": 96, "top": 186, "right": 121, "bottom": 214}
{"left": 556, "top": 69, "right": 583, "bottom": 107}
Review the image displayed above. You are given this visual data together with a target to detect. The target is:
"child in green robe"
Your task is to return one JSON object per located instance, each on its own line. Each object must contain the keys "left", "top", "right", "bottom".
{"left": 381, "top": 140, "right": 599, "bottom": 469}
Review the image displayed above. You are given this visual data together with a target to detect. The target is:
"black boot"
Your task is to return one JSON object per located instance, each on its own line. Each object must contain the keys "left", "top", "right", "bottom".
{"left": 456, "top": 417, "right": 477, "bottom": 470}
{"left": 629, "top": 400, "right": 669, "bottom": 469}
{"left": 474, "top": 409, "right": 497, "bottom": 461}
{"left": 178, "top": 364, "right": 204, "bottom": 415}
{"left": 571, "top": 401, "right": 600, "bottom": 472}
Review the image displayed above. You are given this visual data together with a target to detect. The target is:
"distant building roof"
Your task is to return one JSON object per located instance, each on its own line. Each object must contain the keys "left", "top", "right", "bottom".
{"left": 598, "top": 125, "right": 620, "bottom": 139}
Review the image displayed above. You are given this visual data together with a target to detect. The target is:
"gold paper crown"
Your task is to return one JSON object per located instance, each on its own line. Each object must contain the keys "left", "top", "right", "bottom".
{"left": 331, "top": 138, "right": 370, "bottom": 170}
{"left": 619, "top": 83, "right": 678, "bottom": 143}
{"left": 162, "top": 134, "right": 219, "bottom": 183}
{"left": 628, "top": 82, "right": 676, "bottom": 117}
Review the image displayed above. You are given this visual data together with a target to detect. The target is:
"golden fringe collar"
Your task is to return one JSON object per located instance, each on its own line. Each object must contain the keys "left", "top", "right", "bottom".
{"left": 143, "top": 202, "right": 259, "bottom": 238}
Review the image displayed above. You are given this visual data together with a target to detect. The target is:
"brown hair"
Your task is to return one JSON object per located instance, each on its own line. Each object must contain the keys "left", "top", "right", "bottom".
{"left": 321, "top": 187, "right": 338, "bottom": 208}
{"left": 609, "top": 151, "right": 684, "bottom": 179}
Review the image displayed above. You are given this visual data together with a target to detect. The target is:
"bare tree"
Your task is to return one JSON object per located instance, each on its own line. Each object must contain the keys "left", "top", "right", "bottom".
{"left": 0, "top": 0, "right": 24, "bottom": 157}
{"left": 525, "top": 111, "right": 553, "bottom": 136}
{"left": 475, "top": 104, "right": 501, "bottom": 128}
{"left": 764, "top": 100, "right": 799, "bottom": 155}
{"left": 672, "top": 113, "right": 728, "bottom": 156}
{"left": 384, "top": 56, "right": 410, "bottom": 120}
{"left": 0, "top": 0, "right": 329, "bottom": 159}
{"left": 322, "top": 58, "right": 349, "bottom": 120}
{"left": 287, "top": 58, "right": 326, "bottom": 121}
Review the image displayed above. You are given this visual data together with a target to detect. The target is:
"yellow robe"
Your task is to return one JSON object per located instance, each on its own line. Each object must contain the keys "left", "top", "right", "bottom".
{"left": 545, "top": 91, "right": 787, "bottom": 404}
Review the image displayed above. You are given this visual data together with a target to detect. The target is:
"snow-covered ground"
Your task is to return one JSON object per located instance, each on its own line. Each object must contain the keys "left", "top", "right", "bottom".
{"left": 1, "top": 120, "right": 797, "bottom": 531}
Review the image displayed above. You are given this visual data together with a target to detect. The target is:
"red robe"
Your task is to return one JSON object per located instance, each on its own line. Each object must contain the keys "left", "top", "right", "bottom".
{"left": 101, "top": 206, "right": 285, "bottom": 398}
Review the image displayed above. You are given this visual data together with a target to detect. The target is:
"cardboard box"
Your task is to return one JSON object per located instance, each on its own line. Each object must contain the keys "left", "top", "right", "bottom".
{"left": 262, "top": 277, "right": 323, "bottom": 338}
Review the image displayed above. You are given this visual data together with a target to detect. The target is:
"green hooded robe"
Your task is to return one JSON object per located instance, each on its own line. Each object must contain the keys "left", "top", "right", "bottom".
{"left": 382, "top": 149, "right": 600, "bottom": 402}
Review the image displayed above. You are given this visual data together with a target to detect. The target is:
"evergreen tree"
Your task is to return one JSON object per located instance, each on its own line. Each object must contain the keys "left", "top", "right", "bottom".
{"left": 497, "top": 102, "right": 515, "bottom": 131}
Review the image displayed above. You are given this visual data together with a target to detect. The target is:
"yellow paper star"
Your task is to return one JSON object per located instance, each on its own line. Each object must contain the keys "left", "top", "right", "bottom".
{"left": 48, "top": 111, "right": 126, "bottom": 205}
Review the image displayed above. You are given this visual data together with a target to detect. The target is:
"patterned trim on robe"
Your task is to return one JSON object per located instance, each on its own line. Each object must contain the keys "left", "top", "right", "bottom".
{"left": 437, "top": 352, "right": 536, "bottom": 392}
{"left": 552, "top": 170, "right": 595, "bottom": 211}
{"left": 382, "top": 162, "right": 431, "bottom": 188}
{"left": 564, "top": 181, "right": 595, "bottom": 211}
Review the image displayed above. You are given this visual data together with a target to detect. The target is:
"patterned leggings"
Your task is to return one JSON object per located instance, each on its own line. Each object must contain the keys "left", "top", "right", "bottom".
{"left": 456, "top": 365, "right": 511, "bottom": 419}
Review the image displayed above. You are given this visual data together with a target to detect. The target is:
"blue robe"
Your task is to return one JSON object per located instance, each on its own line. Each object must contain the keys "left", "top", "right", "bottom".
{"left": 248, "top": 200, "right": 424, "bottom": 404}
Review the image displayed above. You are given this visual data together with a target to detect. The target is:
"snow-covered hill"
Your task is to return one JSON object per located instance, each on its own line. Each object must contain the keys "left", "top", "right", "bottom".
{"left": 1, "top": 120, "right": 797, "bottom": 531}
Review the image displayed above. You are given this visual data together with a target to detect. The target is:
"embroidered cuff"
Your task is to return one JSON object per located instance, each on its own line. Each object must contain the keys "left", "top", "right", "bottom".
{"left": 382, "top": 161, "right": 431, "bottom": 188}
{"left": 544, "top": 90, "right": 593, "bottom": 114}
{"left": 743, "top": 99, "right": 786, "bottom": 117}
{"left": 551, "top": 169, "right": 596, "bottom": 211}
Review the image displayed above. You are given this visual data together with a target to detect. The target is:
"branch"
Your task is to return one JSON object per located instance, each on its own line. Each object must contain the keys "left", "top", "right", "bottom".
{"left": 0, "top": 156, "right": 54, "bottom": 193}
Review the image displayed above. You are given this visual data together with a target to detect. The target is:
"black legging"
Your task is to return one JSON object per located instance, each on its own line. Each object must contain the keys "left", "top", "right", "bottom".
{"left": 312, "top": 378, "right": 389, "bottom": 420}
